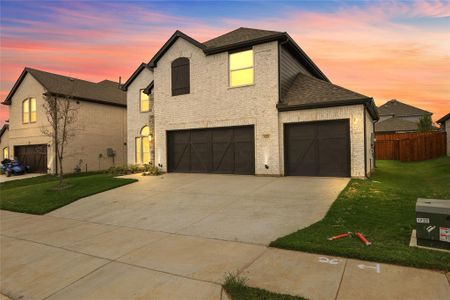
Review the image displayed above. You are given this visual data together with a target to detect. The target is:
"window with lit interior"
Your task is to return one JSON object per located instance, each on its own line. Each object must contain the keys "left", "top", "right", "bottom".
{"left": 135, "top": 125, "right": 151, "bottom": 164}
{"left": 22, "top": 98, "right": 36, "bottom": 123}
{"left": 229, "top": 49, "right": 254, "bottom": 87}
{"left": 3, "top": 147, "right": 8, "bottom": 160}
{"left": 140, "top": 89, "right": 150, "bottom": 112}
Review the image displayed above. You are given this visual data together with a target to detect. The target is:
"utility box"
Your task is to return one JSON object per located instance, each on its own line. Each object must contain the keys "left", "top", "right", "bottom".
{"left": 416, "top": 198, "right": 450, "bottom": 250}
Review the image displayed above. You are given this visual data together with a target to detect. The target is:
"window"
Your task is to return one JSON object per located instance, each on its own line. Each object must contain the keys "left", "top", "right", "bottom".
{"left": 171, "top": 57, "right": 190, "bottom": 96}
{"left": 140, "top": 89, "right": 150, "bottom": 112}
{"left": 229, "top": 49, "right": 254, "bottom": 87}
{"left": 135, "top": 125, "right": 151, "bottom": 164}
{"left": 22, "top": 98, "right": 36, "bottom": 123}
{"left": 2, "top": 147, "right": 8, "bottom": 160}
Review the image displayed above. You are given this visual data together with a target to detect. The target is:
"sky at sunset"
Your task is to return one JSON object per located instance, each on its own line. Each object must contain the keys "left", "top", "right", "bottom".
{"left": 0, "top": 0, "right": 449, "bottom": 125}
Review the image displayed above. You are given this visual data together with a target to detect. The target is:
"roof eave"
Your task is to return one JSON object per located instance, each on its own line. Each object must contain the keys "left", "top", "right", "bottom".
{"left": 43, "top": 92, "right": 127, "bottom": 108}
{"left": 436, "top": 113, "right": 450, "bottom": 124}
{"left": 203, "top": 32, "right": 287, "bottom": 55}
{"left": 148, "top": 30, "right": 206, "bottom": 68}
{"left": 121, "top": 63, "right": 152, "bottom": 91}
{"left": 277, "top": 97, "right": 379, "bottom": 120}
{"left": 283, "top": 34, "right": 330, "bottom": 82}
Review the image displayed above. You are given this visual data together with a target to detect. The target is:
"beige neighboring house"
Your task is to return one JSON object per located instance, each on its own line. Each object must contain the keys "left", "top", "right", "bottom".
{"left": 1, "top": 67, "right": 127, "bottom": 174}
{"left": 437, "top": 113, "right": 450, "bottom": 156}
{"left": 122, "top": 27, "right": 379, "bottom": 178}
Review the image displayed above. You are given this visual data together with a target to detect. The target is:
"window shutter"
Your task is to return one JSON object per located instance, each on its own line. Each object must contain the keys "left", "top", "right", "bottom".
{"left": 171, "top": 57, "right": 190, "bottom": 96}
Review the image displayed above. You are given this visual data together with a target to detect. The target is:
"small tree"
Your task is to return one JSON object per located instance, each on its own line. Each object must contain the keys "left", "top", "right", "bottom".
{"left": 41, "top": 93, "right": 78, "bottom": 187}
{"left": 417, "top": 115, "right": 433, "bottom": 132}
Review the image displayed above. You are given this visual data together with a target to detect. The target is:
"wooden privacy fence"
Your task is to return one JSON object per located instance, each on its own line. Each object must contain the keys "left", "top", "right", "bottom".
{"left": 375, "top": 131, "right": 447, "bottom": 162}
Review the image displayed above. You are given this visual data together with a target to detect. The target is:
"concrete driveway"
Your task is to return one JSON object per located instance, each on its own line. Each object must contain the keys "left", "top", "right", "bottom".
{"left": 2, "top": 174, "right": 449, "bottom": 300}
{"left": 49, "top": 173, "right": 349, "bottom": 244}
{"left": 0, "top": 173, "right": 46, "bottom": 183}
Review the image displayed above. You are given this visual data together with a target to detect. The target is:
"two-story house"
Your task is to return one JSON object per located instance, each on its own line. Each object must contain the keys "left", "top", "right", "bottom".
{"left": 123, "top": 27, "right": 378, "bottom": 178}
{"left": 375, "top": 99, "right": 432, "bottom": 133}
{"left": 1, "top": 67, "right": 127, "bottom": 173}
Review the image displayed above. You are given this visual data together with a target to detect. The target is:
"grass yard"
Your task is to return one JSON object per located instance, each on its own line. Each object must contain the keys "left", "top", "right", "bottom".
{"left": 0, "top": 173, "right": 137, "bottom": 214}
{"left": 271, "top": 157, "right": 450, "bottom": 271}
{"left": 223, "top": 273, "right": 306, "bottom": 300}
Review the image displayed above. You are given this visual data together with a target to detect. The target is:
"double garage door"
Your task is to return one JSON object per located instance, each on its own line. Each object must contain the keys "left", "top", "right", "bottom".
{"left": 14, "top": 144, "right": 48, "bottom": 173}
{"left": 167, "top": 126, "right": 255, "bottom": 175}
{"left": 166, "top": 120, "right": 350, "bottom": 177}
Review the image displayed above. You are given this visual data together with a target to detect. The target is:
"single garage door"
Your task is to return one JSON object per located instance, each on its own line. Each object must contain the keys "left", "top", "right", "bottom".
{"left": 284, "top": 119, "right": 350, "bottom": 177}
{"left": 14, "top": 144, "right": 48, "bottom": 173}
{"left": 167, "top": 126, "right": 255, "bottom": 174}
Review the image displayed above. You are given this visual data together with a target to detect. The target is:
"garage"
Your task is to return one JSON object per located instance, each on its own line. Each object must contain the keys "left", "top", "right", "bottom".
{"left": 284, "top": 119, "right": 350, "bottom": 177}
{"left": 14, "top": 144, "right": 48, "bottom": 173}
{"left": 167, "top": 126, "right": 255, "bottom": 174}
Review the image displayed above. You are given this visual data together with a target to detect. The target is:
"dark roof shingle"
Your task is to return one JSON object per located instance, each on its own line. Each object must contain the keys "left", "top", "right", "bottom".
{"left": 3, "top": 68, "right": 126, "bottom": 107}
{"left": 377, "top": 99, "right": 431, "bottom": 117}
{"left": 203, "top": 27, "right": 283, "bottom": 49}
{"left": 375, "top": 117, "right": 418, "bottom": 133}
{"left": 277, "top": 73, "right": 379, "bottom": 120}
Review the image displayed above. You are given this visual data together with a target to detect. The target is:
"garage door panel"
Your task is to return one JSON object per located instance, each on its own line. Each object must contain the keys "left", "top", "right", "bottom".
{"left": 318, "top": 138, "right": 349, "bottom": 177}
{"left": 284, "top": 120, "right": 350, "bottom": 177}
{"left": 167, "top": 126, "right": 255, "bottom": 175}
{"left": 234, "top": 141, "right": 255, "bottom": 175}
{"left": 190, "top": 130, "right": 212, "bottom": 173}
{"left": 286, "top": 139, "right": 317, "bottom": 176}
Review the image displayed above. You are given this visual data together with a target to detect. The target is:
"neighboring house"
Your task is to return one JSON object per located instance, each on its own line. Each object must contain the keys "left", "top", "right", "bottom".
{"left": 122, "top": 27, "right": 378, "bottom": 178}
{"left": 437, "top": 113, "right": 450, "bottom": 156}
{"left": 0, "top": 123, "right": 9, "bottom": 160}
{"left": 1, "top": 67, "right": 127, "bottom": 173}
{"left": 375, "top": 99, "right": 432, "bottom": 133}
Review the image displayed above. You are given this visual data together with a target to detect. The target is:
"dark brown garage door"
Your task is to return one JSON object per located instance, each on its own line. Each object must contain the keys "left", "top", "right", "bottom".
{"left": 167, "top": 126, "right": 255, "bottom": 175}
{"left": 14, "top": 144, "right": 48, "bottom": 173}
{"left": 284, "top": 120, "right": 350, "bottom": 177}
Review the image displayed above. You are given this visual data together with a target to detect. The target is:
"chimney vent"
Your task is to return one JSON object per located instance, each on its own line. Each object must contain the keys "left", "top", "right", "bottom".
{"left": 118, "top": 76, "right": 122, "bottom": 89}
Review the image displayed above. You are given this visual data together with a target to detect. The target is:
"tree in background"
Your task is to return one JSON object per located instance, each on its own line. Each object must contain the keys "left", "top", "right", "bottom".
{"left": 417, "top": 115, "right": 433, "bottom": 132}
{"left": 41, "top": 93, "right": 79, "bottom": 188}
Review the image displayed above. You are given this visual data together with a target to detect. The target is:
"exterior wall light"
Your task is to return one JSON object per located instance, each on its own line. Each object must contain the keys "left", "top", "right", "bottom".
{"left": 265, "top": 164, "right": 269, "bottom": 169}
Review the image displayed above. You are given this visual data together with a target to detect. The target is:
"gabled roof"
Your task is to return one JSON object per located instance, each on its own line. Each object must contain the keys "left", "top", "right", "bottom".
{"left": 375, "top": 117, "right": 418, "bottom": 133}
{"left": 138, "top": 27, "right": 328, "bottom": 82}
{"left": 378, "top": 99, "right": 431, "bottom": 117}
{"left": 2, "top": 68, "right": 126, "bottom": 107}
{"left": 436, "top": 113, "right": 450, "bottom": 124}
{"left": 121, "top": 63, "right": 152, "bottom": 91}
{"left": 277, "top": 72, "right": 378, "bottom": 120}
{"left": 148, "top": 30, "right": 206, "bottom": 68}
{"left": 0, "top": 123, "right": 8, "bottom": 139}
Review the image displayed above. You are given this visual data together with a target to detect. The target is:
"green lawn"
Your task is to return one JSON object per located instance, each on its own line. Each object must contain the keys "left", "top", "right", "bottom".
{"left": 223, "top": 273, "right": 306, "bottom": 300}
{"left": 0, "top": 173, "right": 137, "bottom": 214}
{"left": 271, "top": 157, "right": 450, "bottom": 271}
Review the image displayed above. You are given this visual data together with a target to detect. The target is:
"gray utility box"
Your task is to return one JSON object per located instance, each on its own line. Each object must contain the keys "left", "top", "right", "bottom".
{"left": 416, "top": 198, "right": 450, "bottom": 250}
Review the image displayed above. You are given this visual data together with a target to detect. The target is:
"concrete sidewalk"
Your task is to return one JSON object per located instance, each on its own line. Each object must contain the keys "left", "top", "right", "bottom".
{"left": 1, "top": 210, "right": 449, "bottom": 300}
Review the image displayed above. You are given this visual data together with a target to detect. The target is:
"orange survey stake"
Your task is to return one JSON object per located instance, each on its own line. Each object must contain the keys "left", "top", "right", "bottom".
{"left": 355, "top": 232, "right": 371, "bottom": 246}
{"left": 328, "top": 232, "right": 352, "bottom": 241}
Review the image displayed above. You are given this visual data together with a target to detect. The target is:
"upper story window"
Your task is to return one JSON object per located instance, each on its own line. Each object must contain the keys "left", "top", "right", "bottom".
{"left": 171, "top": 57, "right": 190, "bottom": 96}
{"left": 140, "top": 89, "right": 150, "bottom": 112}
{"left": 229, "top": 49, "right": 254, "bottom": 87}
{"left": 22, "top": 98, "right": 36, "bottom": 124}
{"left": 3, "top": 147, "right": 8, "bottom": 160}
